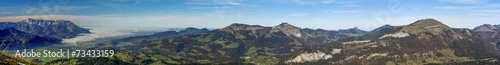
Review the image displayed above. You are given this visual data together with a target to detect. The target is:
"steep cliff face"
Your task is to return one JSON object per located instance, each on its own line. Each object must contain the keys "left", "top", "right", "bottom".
{"left": 473, "top": 24, "right": 500, "bottom": 43}
{"left": 15, "top": 18, "right": 91, "bottom": 39}
{"left": 221, "top": 23, "right": 272, "bottom": 40}
{"left": 286, "top": 18, "right": 500, "bottom": 65}
{"left": 0, "top": 18, "right": 88, "bottom": 49}
{"left": 270, "top": 23, "right": 319, "bottom": 46}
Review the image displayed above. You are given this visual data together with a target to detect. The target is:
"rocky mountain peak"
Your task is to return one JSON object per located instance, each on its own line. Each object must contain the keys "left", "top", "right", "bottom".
{"left": 221, "top": 23, "right": 268, "bottom": 32}
{"left": 274, "top": 22, "right": 301, "bottom": 31}
{"left": 276, "top": 22, "right": 299, "bottom": 28}
{"left": 338, "top": 27, "right": 368, "bottom": 34}
{"left": 411, "top": 18, "right": 444, "bottom": 25}
{"left": 352, "top": 27, "right": 359, "bottom": 29}
{"left": 273, "top": 22, "right": 301, "bottom": 32}
{"left": 272, "top": 22, "right": 311, "bottom": 39}
{"left": 20, "top": 18, "right": 73, "bottom": 26}
{"left": 473, "top": 24, "right": 500, "bottom": 43}
{"left": 370, "top": 24, "right": 394, "bottom": 32}
{"left": 481, "top": 24, "right": 493, "bottom": 27}
{"left": 473, "top": 24, "right": 499, "bottom": 32}
{"left": 13, "top": 18, "right": 90, "bottom": 39}
{"left": 278, "top": 22, "right": 292, "bottom": 26}
{"left": 402, "top": 18, "right": 452, "bottom": 34}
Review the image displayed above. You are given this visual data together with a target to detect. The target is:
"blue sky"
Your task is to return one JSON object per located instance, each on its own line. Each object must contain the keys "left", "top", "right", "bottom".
{"left": 0, "top": 0, "right": 499, "bottom": 30}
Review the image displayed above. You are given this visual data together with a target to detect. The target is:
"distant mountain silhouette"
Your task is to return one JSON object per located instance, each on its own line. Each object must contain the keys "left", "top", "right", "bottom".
{"left": 0, "top": 18, "right": 89, "bottom": 49}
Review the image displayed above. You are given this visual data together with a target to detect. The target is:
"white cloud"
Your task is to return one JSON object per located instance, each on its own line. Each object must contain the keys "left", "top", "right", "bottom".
{"left": 24, "top": 8, "right": 37, "bottom": 14}
{"left": 292, "top": 0, "right": 317, "bottom": 5}
{"left": 433, "top": 3, "right": 500, "bottom": 18}
{"left": 0, "top": 15, "right": 96, "bottom": 22}
{"left": 469, "top": 13, "right": 500, "bottom": 17}
{"left": 58, "top": 6, "right": 93, "bottom": 11}
{"left": 0, "top": 5, "right": 92, "bottom": 15}
{"left": 320, "top": 0, "right": 336, "bottom": 4}
{"left": 214, "top": 0, "right": 243, "bottom": 5}
{"left": 439, "top": 0, "right": 487, "bottom": 4}
{"left": 0, "top": 11, "right": 9, "bottom": 14}
{"left": 435, "top": 6, "right": 466, "bottom": 9}
{"left": 412, "top": 8, "right": 419, "bottom": 10}
{"left": 184, "top": 0, "right": 264, "bottom": 7}
{"left": 291, "top": 0, "right": 339, "bottom": 5}
{"left": 474, "top": 9, "right": 500, "bottom": 13}
{"left": 342, "top": 4, "right": 362, "bottom": 7}
{"left": 334, "top": 1, "right": 356, "bottom": 4}
{"left": 287, "top": 13, "right": 308, "bottom": 17}
{"left": 435, "top": 4, "right": 500, "bottom": 10}
{"left": 330, "top": 10, "right": 363, "bottom": 13}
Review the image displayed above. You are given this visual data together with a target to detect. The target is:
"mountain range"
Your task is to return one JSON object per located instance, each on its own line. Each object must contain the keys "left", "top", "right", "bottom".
{"left": 473, "top": 24, "right": 500, "bottom": 43}
{"left": 286, "top": 18, "right": 499, "bottom": 64}
{"left": 1, "top": 18, "right": 499, "bottom": 65}
{"left": 0, "top": 18, "right": 90, "bottom": 49}
{"left": 89, "top": 22, "right": 368, "bottom": 64}
{"left": 114, "top": 27, "right": 210, "bottom": 45}
{"left": 102, "top": 18, "right": 499, "bottom": 65}
{"left": 473, "top": 24, "right": 500, "bottom": 52}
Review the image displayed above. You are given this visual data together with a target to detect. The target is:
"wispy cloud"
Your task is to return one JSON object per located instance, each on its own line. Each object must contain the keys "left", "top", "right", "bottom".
{"left": 24, "top": 8, "right": 37, "bottom": 14}
{"left": 291, "top": 0, "right": 338, "bottom": 5}
{"left": 291, "top": 0, "right": 317, "bottom": 5}
{"left": 341, "top": 4, "right": 362, "bottom": 7}
{"left": 321, "top": 0, "right": 336, "bottom": 4}
{"left": 184, "top": 0, "right": 264, "bottom": 7}
{"left": 0, "top": 6, "right": 30, "bottom": 15}
{"left": 0, "top": 15, "right": 96, "bottom": 22}
{"left": 0, "top": 5, "right": 92, "bottom": 15}
{"left": 0, "top": 11, "right": 9, "bottom": 14}
{"left": 474, "top": 9, "right": 500, "bottom": 13}
{"left": 334, "top": 1, "right": 356, "bottom": 4}
{"left": 433, "top": 3, "right": 500, "bottom": 18}
{"left": 287, "top": 13, "right": 308, "bottom": 17}
{"left": 330, "top": 10, "right": 363, "bottom": 13}
{"left": 439, "top": 0, "right": 487, "bottom": 4}
{"left": 469, "top": 13, "right": 500, "bottom": 17}
{"left": 435, "top": 4, "right": 500, "bottom": 10}
{"left": 88, "top": 0, "right": 161, "bottom": 9}
{"left": 214, "top": 0, "right": 243, "bottom": 5}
